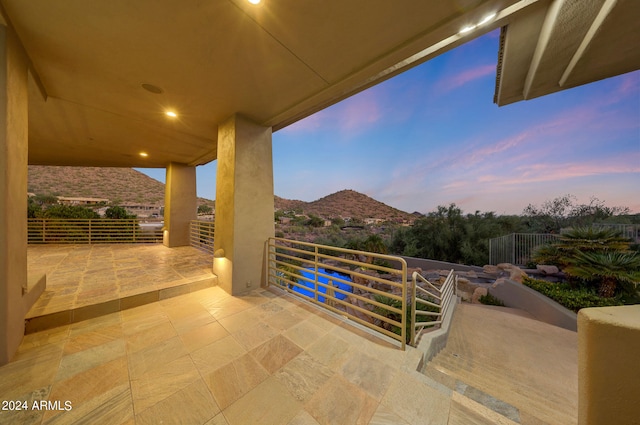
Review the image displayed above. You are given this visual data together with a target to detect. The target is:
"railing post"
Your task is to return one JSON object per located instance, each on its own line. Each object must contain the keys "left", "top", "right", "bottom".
{"left": 410, "top": 271, "right": 416, "bottom": 347}
{"left": 314, "top": 245, "right": 319, "bottom": 302}
{"left": 88, "top": 219, "right": 92, "bottom": 244}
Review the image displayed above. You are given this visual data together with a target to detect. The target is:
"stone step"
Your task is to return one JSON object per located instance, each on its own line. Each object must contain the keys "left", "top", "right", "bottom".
{"left": 427, "top": 361, "right": 576, "bottom": 425}
{"left": 24, "top": 276, "right": 217, "bottom": 333}
{"left": 428, "top": 355, "right": 566, "bottom": 407}
{"left": 448, "top": 391, "right": 520, "bottom": 425}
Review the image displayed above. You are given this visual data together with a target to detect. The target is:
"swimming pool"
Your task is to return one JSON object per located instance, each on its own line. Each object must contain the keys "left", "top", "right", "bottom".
{"left": 292, "top": 267, "right": 353, "bottom": 303}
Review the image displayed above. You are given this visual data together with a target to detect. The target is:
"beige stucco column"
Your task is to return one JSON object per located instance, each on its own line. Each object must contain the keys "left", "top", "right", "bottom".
{"left": 163, "top": 162, "right": 197, "bottom": 247}
{"left": 0, "top": 25, "right": 29, "bottom": 365}
{"left": 213, "top": 114, "right": 274, "bottom": 295}
{"left": 578, "top": 305, "right": 640, "bottom": 425}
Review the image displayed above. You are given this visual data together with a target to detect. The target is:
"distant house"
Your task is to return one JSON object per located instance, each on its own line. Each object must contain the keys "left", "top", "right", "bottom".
{"left": 57, "top": 196, "right": 109, "bottom": 206}
{"left": 120, "top": 204, "right": 163, "bottom": 218}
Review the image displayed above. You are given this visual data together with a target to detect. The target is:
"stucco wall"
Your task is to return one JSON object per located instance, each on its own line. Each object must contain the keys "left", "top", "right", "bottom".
{"left": 578, "top": 306, "right": 640, "bottom": 425}
{"left": 490, "top": 279, "right": 577, "bottom": 331}
{"left": 0, "top": 25, "right": 29, "bottom": 364}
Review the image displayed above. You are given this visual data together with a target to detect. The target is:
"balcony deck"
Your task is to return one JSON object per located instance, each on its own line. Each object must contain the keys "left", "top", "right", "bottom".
{"left": 2, "top": 284, "right": 458, "bottom": 425}
{"left": 26, "top": 244, "right": 216, "bottom": 332}
{"left": 8, "top": 244, "right": 577, "bottom": 424}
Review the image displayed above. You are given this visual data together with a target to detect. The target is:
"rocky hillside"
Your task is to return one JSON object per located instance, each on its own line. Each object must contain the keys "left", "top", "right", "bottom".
{"left": 29, "top": 167, "right": 412, "bottom": 221}
{"left": 28, "top": 166, "right": 214, "bottom": 206}
{"left": 277, "top": 189, "right": 414, "bottom": 221}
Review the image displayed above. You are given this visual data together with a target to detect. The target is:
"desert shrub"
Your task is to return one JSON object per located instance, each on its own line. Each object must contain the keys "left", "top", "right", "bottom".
{"left": 479, "top": 293, "right": 505, "bottom": 306}
{"left": 523, "top": 277, "right": 623, "bottom": 312}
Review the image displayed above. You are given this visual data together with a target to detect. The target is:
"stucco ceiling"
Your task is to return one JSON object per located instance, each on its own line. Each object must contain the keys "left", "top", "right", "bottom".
{"left": 0, "top": 0, "right": 637, "bottom": 168}
{"left": 495, "top": 0, "right": 640, "bottom": 105}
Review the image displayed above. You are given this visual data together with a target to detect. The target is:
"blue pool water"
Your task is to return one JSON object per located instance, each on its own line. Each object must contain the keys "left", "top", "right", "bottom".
{"left": 292, "top": 268, "right": 353, "bottom": 302}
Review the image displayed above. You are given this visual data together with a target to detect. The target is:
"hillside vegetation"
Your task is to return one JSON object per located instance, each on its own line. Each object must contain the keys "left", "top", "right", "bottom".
{"left": 28, "top": 166, "right": 214, "bottom": 207}
{"left": 29, "top": 167, "right": 412, "bottom": 220}
{"left": 276, "top": 189, "right": 414, "bottom": 221}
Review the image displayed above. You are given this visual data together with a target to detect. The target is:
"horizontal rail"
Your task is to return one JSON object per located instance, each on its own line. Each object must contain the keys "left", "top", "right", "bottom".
{"left": 190, "top": 220, "right": 215, "bottom": 255}
{"left": 27, "top": 218, "right": 162, "bottom": 244}
{"left": 410, "top": 269, "right": 457, "bottom": 346}
{"left": 267, "top": 237, "right": 408, "bottom": 349}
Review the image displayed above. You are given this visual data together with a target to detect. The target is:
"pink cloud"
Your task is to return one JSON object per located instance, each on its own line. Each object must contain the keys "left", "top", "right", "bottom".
{"left": 336, "top": 89, "right": 383, "bottom": 133}
{"left": 437, "top": 64, "right": 496, "bottom": 93}
{"left": 494, "top": 154, "right": 640, "bottom": 186}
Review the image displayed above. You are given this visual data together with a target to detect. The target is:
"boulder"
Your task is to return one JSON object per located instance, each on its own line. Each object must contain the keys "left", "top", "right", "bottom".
{"left": 424, "top": 272, "right": 441, "bottom": 282}
{"left": 536, "top": 264, "right": 560, "bottom": 275}
{"left": 483, "top": 265, "right": 500, "bottom": 275}
{"left": 465, "top": 270, "right": 478, "bottom": 279}
{"left": 497, "top": 263, "right": 514, "bottom": 270}
{"left": 492, "top": 278, "right": 507, "bottom": 288}
{"left": 457, "top": 277, "right": 471, "bottom": 285}
{"left": 472, "top": 287, "right": 488, "bottom": 304}
{"left": 509, "top": 267, "right": 527, "bottom": 283}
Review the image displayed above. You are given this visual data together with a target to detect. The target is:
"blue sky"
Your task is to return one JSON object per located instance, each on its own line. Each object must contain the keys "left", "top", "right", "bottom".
{"left": 140, "top": 30, "right": 640, "bottom": 215}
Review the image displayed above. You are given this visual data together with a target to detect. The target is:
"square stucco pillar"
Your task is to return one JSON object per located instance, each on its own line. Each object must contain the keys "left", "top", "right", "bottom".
{"left": 213, "top": 114, "right": 274, "bottom": 296}
{"left": 163, "top": 163, "right": 197, "bottom": 248}
{"left": 578, "top": 306, "right": 640, "bottom": 425}
{"left": 0, "top": 25, "right": 29, "bottom": 365}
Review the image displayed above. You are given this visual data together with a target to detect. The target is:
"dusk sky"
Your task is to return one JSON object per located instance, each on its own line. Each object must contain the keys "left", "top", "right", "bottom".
{"left": 140, "top": 30, "right": 640, "bottom": 215}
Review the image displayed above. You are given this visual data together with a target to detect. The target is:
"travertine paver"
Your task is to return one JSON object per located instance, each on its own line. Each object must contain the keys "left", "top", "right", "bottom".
{"left": 1, "top": 285, "right": 452, "bottom": 424}
{"left": 26, "top": 244, "right": 214, "bottom": 319}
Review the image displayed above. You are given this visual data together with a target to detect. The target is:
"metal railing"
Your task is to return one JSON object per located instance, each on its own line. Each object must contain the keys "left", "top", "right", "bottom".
{"left": 190, "top": 220, "right": 215, "bottom": 255}
{"left": 488, "top": 233, "right": 559, "bottom": 265}
{"left": 267, "top": 237, "right": 408, "bottom": 349}
{"left": 410, "top": 269, "right": 456, "bottom": 346}
{"left": 27, "top": 218, "right": 163, "bottom": 244}
{"left": 592, "top": 223, "right": 640, "bottom": 242}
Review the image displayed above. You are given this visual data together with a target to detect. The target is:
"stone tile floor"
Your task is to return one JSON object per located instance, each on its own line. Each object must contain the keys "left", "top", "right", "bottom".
{"left": 0, "top": 285, "right": 462, "bottom": 425}
{"left": 26, "top": 244, "right": 215, "bottom": 319}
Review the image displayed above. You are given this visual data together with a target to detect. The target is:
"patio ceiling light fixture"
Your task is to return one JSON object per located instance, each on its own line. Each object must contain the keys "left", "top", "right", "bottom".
{"left": 459, "top": 12, "right": 496, "bottom": 34}
{"left": 165, "top": 111, "right": 178, "bottom": 118}
{"left": 139, "top": 152, "right": 148, "bottom": 157}
{"left": 248, "top": 0, "right": 261, "bottom": 4}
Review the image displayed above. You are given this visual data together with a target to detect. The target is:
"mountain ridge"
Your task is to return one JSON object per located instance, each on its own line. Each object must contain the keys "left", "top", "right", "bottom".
{"left": 28, "top": 166, "right": 412, "bottom": 220}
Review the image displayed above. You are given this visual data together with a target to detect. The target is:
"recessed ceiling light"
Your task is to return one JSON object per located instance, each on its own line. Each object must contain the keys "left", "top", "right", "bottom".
{"left": 140, "top": 152, "right": 149, "bottom": 157}
{"left": 479, "top": 13, "right": 496, "bottom": 25}
{"left": 141, "top": 83, "right": 163, "bottom": 94}
{"left": 248, "top": 0, "right": 261, "bottom": 4}
{"left": 165, "top": 111, "right": 177, "bottom": 118}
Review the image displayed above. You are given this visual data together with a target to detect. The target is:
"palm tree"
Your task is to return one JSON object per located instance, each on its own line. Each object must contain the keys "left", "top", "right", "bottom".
{"left": 534, "top": 226, "right": 632, "bottom": 269}
{"left": 556, "top": 227, "right": 631, "bottom": 253}
{"left": 345, "top": 235, "right": 388, "bottom": 265}
{"left": 564, "top": 251, "right": 640, "bottom": 298}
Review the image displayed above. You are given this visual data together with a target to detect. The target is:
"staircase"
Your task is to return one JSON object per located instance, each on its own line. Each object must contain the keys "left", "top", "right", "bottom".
{"left": 422, "top": 303, "right": 578, "bottom": 425}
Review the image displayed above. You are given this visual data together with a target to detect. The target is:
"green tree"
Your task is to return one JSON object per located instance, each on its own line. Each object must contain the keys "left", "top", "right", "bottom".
{"left": 27, "top": 197, "right": 43, "bottom": 218}
{"left": 198, "top": 204, "right": 213, "bottom": 214}
{"left": 43, "top": 204, "right": 100, "bottom": 219}
{"left": 305, "top": 215, "right": 325, "bottom": 227}
{"left": 522, "top": 194, "right": 629, "bottom": 233}
{"left": 105, "top": 205, "right": 135, "bottom": 219}
{"left": 32, "top": 193, "right": 59, "bottom": 206}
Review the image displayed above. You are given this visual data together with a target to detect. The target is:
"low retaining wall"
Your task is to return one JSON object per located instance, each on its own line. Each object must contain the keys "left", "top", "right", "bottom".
{"left": 416, "top": 295, "right": 459, "bottom": 364}
{"left": 490, "top": 279, "right": 577, "bottom": 331}
{"left": 401, "top": 256, "right": 484, "bottom": 273}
